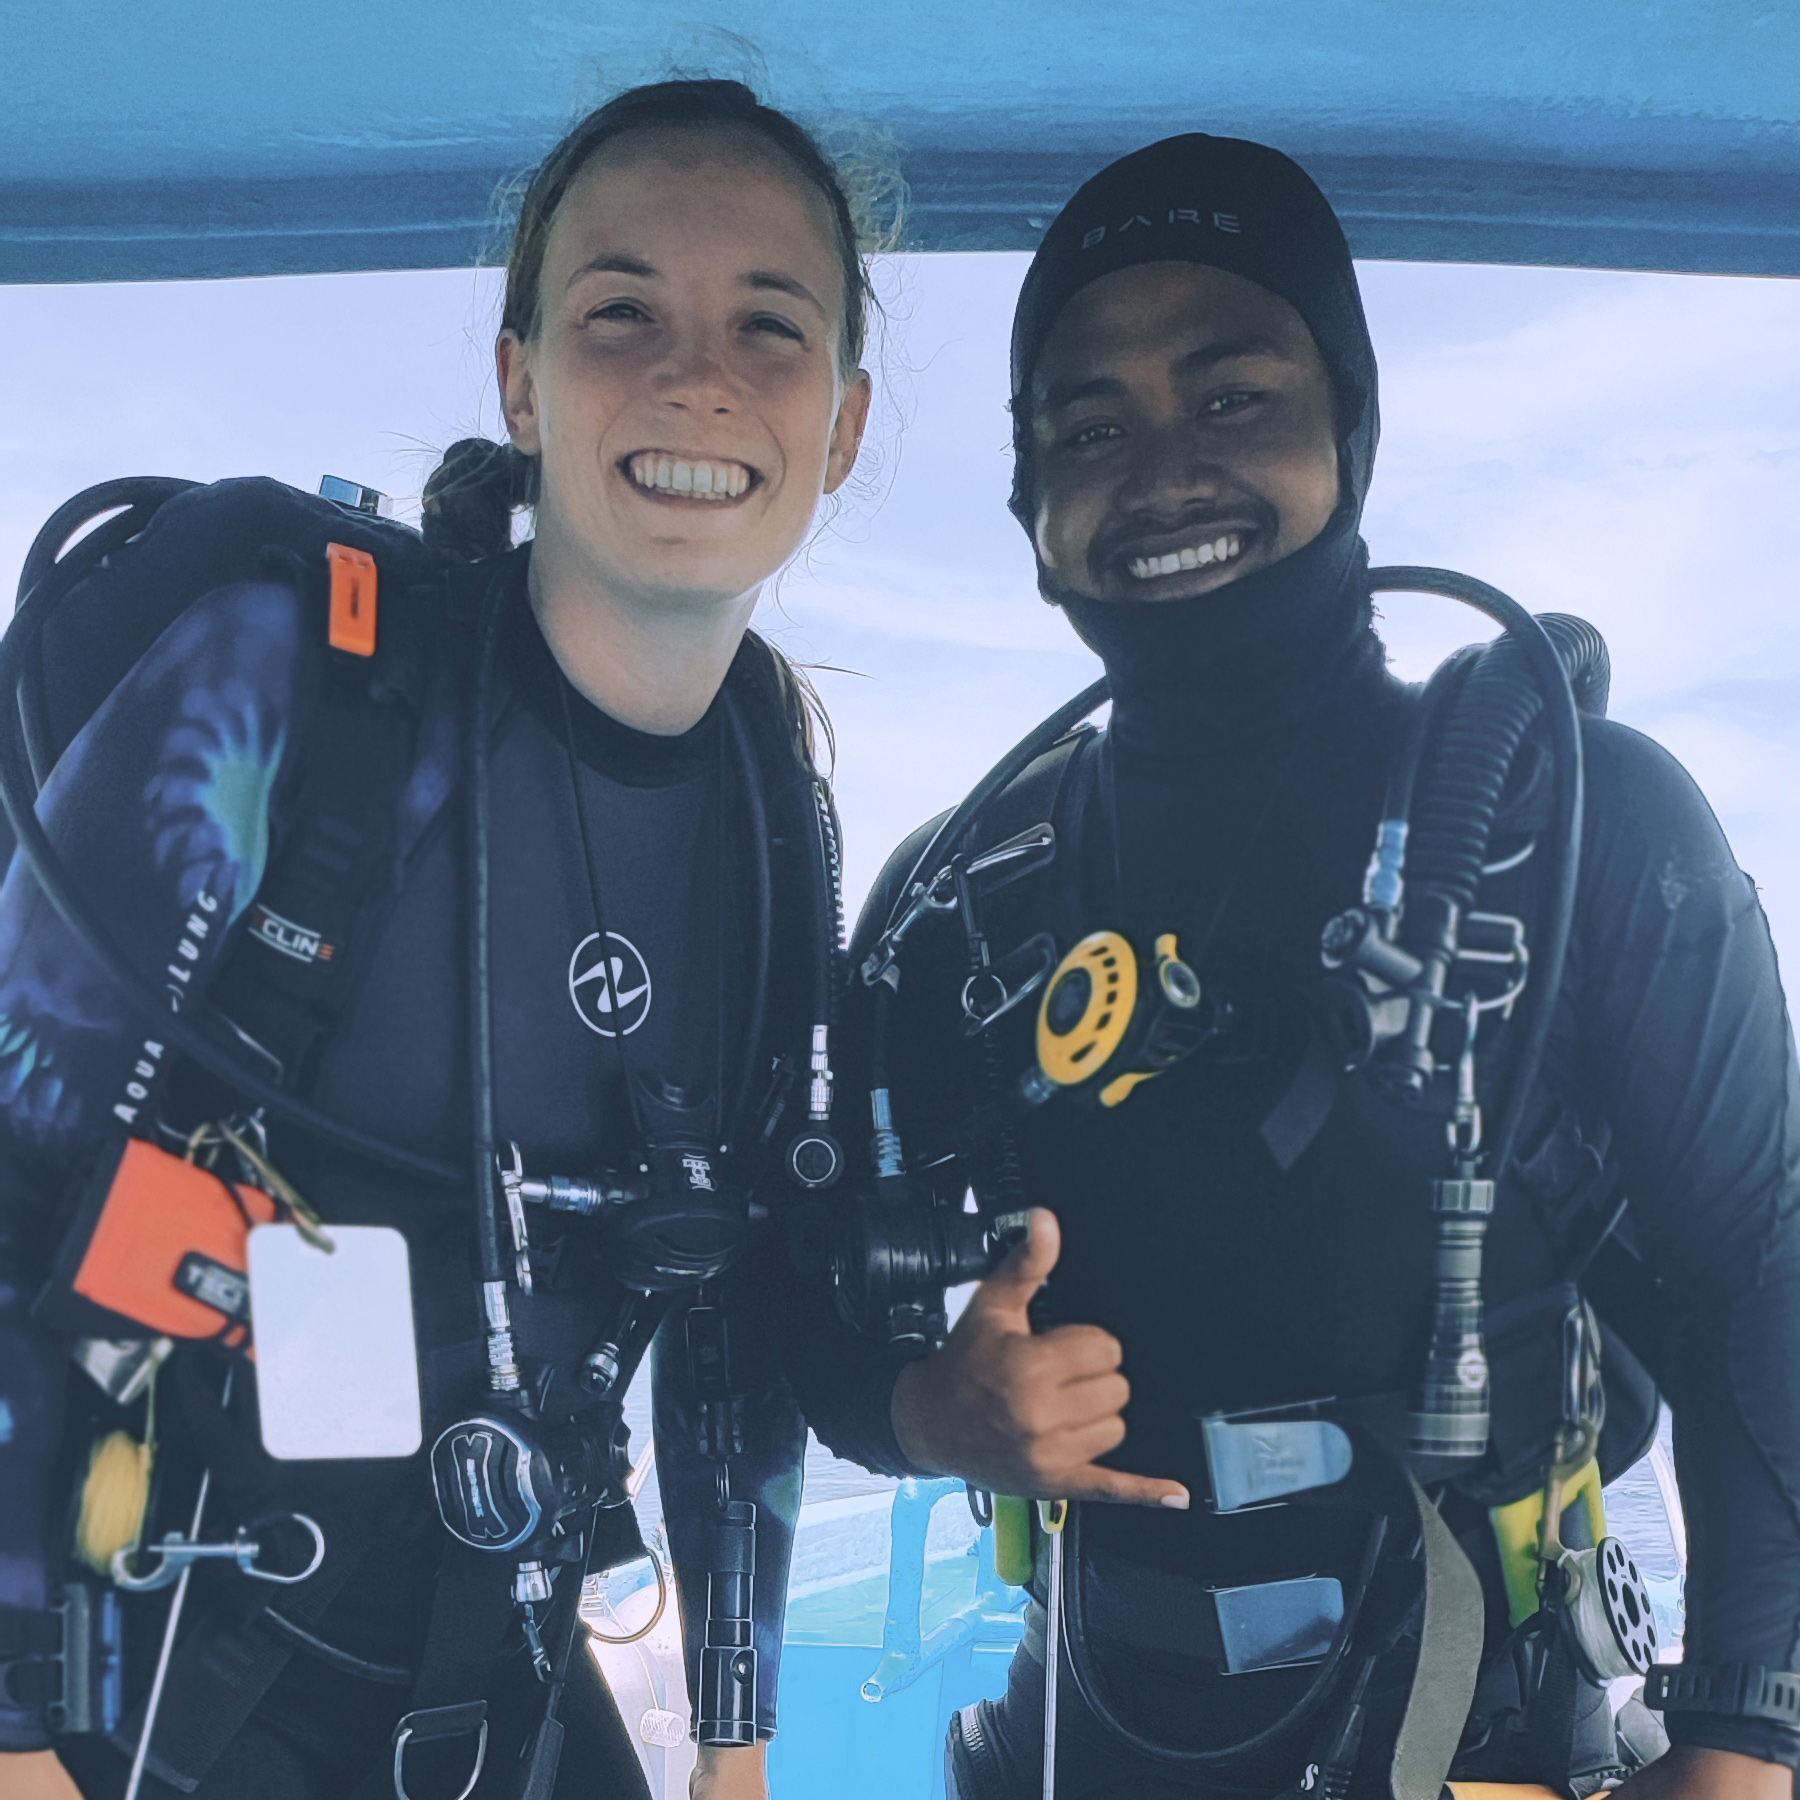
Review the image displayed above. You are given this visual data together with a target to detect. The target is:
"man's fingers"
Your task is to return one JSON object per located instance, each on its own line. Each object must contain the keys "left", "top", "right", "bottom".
{"left": 1033, "top": 1323, "right": 1123, "bottom": 1381}
{"left": 1048, "top": 1414, "right": 1129, "bottom": 1467}
{"left": 967, "top": 1207, "right": 1060, "bottom": 1326}
{"left": 1049, "top": 1371, "right": 1130, "bottom": 1426}
{"left": 1062, "top": 1466, "right": 1192, "bottom": 1510}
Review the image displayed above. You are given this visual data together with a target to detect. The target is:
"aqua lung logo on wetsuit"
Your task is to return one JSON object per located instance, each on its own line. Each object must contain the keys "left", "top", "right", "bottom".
{"left": 568, "top": 931, "right": 653, "bottom": 1037}
{"left": 113, "top": 888, "right": 220, "bottom": 1123}
{"left": 248, "top": 904, "right": 335, "bottom": 966}
{"left": 1079, "top": 207, "right": 1243, "bottom": 250}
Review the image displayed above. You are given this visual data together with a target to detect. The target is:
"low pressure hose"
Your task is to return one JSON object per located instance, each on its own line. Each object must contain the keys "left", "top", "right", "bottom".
{"left": 1405, "top": 613, "right": 1609, "bottom": 925}
{"left": 465, "top": 573, "right": 520, "bottom": 1389}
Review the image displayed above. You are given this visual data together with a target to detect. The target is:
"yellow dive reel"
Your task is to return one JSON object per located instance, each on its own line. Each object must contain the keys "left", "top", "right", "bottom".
{"left": 1026, "top": 930, "right": 1210, "bottom": 1110}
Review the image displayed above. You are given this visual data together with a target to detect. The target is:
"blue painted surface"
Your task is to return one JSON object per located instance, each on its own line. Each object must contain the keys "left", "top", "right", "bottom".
{"left": 760, "top": 1452, "right": 1686, "bottom": 1800}
{"left": 774, "top": 1638, "right": 1015, "bottom": 1800}
{"left": 2, "top": 1, "right": 1797, "bottom": 281}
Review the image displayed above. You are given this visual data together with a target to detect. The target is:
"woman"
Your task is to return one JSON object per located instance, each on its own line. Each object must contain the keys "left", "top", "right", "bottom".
{"left": 0, "top": 78, "right": 880, "bottom": 1800}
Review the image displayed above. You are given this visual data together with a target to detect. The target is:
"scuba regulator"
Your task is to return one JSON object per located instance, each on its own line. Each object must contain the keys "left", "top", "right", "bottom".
{"left": 839, "top": 908, "right": 1215, "bottom": 1344}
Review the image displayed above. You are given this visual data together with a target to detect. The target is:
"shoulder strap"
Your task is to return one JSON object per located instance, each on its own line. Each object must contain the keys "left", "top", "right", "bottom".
{"left": 964, "top": 724, "right": 1104, "bottom": 949}
{"left": 201, "top": 558, "right": 440, "bottom": 1092}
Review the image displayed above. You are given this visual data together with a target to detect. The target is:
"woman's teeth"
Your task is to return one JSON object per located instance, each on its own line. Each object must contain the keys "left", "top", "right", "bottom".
{"left": 1127, "top": 534, "right": 1243, "bottom": 581}
{"left": 627, "top": 453, "right": 751, "bottom": 499}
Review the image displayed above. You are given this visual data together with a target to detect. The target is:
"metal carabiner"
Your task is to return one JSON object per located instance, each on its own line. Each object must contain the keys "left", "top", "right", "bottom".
{"left": 1536, "top": 1303, "right": 1606, "bottom": 1580}
{"left": 861, "top": 867, "right": 962, "bottom": 986}
{"left": 112, "top": 1512, "right": 326, "bottom": 1593}
{"left": 497, "top": 1141, "right": 534, "bottom": 1294}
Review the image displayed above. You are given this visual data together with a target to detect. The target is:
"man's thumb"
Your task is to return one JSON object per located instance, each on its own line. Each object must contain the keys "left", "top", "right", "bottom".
{"left": 972, "top": 1207, "right": 1060, "bottom": 1325}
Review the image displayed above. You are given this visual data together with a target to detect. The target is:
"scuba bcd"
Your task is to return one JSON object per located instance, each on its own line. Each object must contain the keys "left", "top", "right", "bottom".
{"left": 0, "top": 474, "right": 850, "bottom": 1790}
{"left": 842, "top": 566, "right": 1670, "bottom": 1799}
{"left": 837, "top": 567, "right": 1588, "bottom": 1368}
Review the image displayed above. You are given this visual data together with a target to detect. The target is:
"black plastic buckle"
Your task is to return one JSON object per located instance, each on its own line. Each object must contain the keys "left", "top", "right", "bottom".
{"left": 391, "top": 1701, "right": 488, "bottom": 1800}
{"left": 1645, "top": 1662, "right": 1800, "bottom": 1728}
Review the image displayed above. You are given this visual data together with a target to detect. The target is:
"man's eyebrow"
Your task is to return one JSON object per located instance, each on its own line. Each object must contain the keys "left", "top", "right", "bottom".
{"left": 568, "top": 253, "right": 659, "bottom": 287}
{"left": 744, "top": 269, "right": 825, "bottom": 312}
{"left": 1042, "top": 336, "right": 1295, "bottom": 411}
{"left": 1175, "top": 335, "right": 1291, "bottom": 376}
{"left": 1041, "top": 373, "right": 1129, "bottom": 412}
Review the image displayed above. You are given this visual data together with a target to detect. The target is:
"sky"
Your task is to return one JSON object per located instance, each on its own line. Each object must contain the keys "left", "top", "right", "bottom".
{"left": 3, "top": 254, "right": 1799, "bottom": 973}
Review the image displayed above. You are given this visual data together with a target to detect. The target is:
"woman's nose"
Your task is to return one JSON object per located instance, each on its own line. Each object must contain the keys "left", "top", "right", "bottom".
{"left": 652, "top": 331, "right": 735, "bottom": 413}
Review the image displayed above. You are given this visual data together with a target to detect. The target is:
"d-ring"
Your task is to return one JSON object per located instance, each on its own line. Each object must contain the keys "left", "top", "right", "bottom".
{"left": 392, "top": 1702, "right": 488, "bottom": 1800}
{"left": 242, "top": 1512, "right": 327, "bottom": 1584}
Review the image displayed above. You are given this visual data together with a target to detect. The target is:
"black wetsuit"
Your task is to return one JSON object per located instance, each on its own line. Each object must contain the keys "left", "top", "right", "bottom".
{"left": 0, "top": 494, "right": 835, "bottom": 1793}
{"left": 822, "top": 513, "right": 1800, "bottom": 1794}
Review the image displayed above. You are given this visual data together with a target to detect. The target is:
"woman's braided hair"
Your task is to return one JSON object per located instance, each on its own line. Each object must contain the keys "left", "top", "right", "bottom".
{"left": 421, "top": 77, "right": 887, "bottom": 766}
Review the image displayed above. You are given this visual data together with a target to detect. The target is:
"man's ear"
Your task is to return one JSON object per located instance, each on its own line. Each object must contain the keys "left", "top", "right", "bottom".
{"left": 496, "top": 332, "right": 542, "bottom": 458}
{"left": 823, "top": 369, "right": 874, "bottom": 495}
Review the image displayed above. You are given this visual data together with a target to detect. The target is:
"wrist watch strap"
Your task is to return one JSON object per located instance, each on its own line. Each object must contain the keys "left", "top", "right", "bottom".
{"left": 1645, "top": 1663, "right": 1800, "bottom": 1728}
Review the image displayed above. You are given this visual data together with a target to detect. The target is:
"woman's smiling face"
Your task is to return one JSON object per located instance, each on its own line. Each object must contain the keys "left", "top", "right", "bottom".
{"left": 498, "top": 125, "right": 869, "bottom": 611}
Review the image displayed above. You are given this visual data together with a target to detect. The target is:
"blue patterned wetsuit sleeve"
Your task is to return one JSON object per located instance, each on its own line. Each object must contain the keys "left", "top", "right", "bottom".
{"left": 0, "top": 581, "right": 308, "bottom": 1751}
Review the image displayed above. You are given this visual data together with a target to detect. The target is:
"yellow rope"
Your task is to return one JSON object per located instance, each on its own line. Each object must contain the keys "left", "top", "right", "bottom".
{"left": 75, "top": 1363, "right": 158, "bottom": 1574}
{"left": 76, "top": 1432, "right": 153, "bottom": 1572}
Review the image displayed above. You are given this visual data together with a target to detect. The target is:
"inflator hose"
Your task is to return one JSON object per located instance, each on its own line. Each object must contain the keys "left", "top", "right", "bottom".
{"left": 1405, "top": 613, "right": 1608, "bottom": 922}
{"left": 722, "top": 695, "right": 775, "bottom": 1136}
{"left": 466, "top": 575, "right": 511, "bottom": 1285}
{"left": 15, "top": 478, "right": 201, "bottom": 787}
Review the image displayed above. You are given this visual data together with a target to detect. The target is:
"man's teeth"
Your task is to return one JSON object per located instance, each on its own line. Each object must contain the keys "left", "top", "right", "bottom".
{"left": 1127, "top": 534, "right": 1243, "bottom": 581}
{"left": 627, "top": 454, "right": 752, "bottom": 499}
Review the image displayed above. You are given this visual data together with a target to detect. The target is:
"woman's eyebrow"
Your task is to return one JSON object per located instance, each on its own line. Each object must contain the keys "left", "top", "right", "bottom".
{"left": 568, "top": 252, "right": 659, "bottom": 288}
{"left": 743, "top": 269, "right": 825, "bottom": 314}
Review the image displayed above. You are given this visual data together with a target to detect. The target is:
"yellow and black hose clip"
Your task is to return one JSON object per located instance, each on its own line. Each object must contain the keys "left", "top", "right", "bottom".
{"left": 1030, "top": 931, "right": 1210, "bottom": 1110}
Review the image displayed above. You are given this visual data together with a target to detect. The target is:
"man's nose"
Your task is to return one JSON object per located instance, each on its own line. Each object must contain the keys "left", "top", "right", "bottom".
{"left": 1115, "top": 422, "right": 1227, "bottom": 516}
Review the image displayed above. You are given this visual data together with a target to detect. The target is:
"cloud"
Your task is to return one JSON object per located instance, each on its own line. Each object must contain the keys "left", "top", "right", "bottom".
{"left": 4, "top": 254, "right": 1798, "bottom": 967}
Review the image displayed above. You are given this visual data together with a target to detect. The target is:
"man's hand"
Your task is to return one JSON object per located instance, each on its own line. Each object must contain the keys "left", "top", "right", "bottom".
{"left": 690, "top": 1739, "right": 768, "bottom": 1800}
{"left": 0, "top": 1750, "right": 84, "bottom": 1799}
{"left": 889, "top": 1208, "right": 1189, "bottom": 1509}
{"left": 1610, "top": 1744, "right": 1792, "bottom": 1799}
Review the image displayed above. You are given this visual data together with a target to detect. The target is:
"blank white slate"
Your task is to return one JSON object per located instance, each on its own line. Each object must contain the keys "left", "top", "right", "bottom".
{"left": 248, "top": 1223, "right": 422, "bottom": 1460}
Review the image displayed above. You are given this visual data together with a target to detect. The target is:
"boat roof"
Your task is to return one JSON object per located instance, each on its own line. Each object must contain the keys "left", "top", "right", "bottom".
{"left": 5, "top": 1, "right": 1796, "bottom": 284}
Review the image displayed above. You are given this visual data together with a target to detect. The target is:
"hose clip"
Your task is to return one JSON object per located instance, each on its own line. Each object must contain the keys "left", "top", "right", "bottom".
{"left": 111, "top": 1512, "right": 326, "bottom": 1592}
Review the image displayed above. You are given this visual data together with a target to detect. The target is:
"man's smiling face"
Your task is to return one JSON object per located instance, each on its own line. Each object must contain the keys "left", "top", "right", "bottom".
{"left": 1029, "top": 261, "right": 1340, "bottom": 602}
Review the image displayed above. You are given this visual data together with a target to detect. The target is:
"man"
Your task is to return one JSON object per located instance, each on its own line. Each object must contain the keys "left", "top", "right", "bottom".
{"left": 814, "top": 135, "right": 1800, "bottom": 1798}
